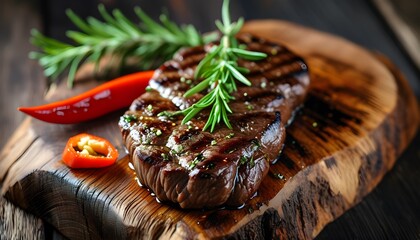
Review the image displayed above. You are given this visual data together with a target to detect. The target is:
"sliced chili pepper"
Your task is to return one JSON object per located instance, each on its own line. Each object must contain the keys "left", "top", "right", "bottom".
{"left": 18, "top": 71, "right": 154, "bottom": 124}
{"left": 62, "top": 133, "right": 119, "bottom": 168}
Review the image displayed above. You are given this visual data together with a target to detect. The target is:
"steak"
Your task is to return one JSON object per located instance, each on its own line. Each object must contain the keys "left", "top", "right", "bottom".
{"left": 119, "top": 34, "right": 310, "bottom": 209}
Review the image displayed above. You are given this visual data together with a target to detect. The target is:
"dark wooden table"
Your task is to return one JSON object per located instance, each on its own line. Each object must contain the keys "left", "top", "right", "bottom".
{"left": 1, "top": 0, "right": 419, "bottom": 239}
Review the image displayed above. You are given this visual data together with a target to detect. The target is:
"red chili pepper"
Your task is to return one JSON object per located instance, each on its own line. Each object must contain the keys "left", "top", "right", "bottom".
{"left": 18, "top": 71, "right": 155, "bottom": 124}
{"left": 62, "top": 133, "right": 119, "bottom": 168}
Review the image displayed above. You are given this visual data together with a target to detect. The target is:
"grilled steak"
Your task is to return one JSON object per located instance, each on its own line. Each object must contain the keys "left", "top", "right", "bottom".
{"left": 119, "top": 34, "right": 310, "bottom": 209}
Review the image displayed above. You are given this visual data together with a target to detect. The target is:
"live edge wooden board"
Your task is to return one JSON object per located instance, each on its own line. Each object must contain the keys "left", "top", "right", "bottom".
{"left": 0, "top": 20, "right": 419, "bottom": 239}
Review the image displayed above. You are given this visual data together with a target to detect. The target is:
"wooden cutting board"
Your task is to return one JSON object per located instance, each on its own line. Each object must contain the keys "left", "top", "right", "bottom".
{"left": 0, "top": 20, "right": 418, "bottom": 239}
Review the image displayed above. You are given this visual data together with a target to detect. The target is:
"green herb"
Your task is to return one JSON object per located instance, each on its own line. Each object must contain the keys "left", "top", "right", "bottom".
{"left": 142, "top": 138, "right": 151, "bottom": 145}
{"left": 194, "top": 153, "right": 205, "bottom": 162}
{"left": 251, "top": 139, "right": 261, "bottom": 148}
{"left": 188, "top": 153, "right": 205, "bottom": 170}
{"left": 161, "top": 153, "right": 169, "bottom": 161}
{"left": 260, "top": 81, "right": 267, "bottom": 88}
{"left": 122, "top": 114, "right": 137, "bottom": 123}
{"left": 239, "top": 155, "right": 254, "bottom": 168}
{"left": 227, "top": 148, "right": 237, "bottom": 154}
{"left": 239, "top": 156, "right": 248, "bottom": 165}
{"left": 225, "top": 132, "right": 235, "bottom": 139}
{"left": 188, "top": 159, "right": 199, "bottom": 170}
{"left": 176, "top": 0, "right": 267, "bottom": 132}
{"left": 29, "top": 4, "right": 217, "bottom": 87}
{"left": 246, "top": 103, "right": 254, "bottom": 110}
{"left": 171, "top": 145, "right": 184, "bottom": 155}
{"left": 249, "top": 157, "right": 255, "bottom": 168}
{"left": 154, "top": 128, "right": 162, "bottom": 136}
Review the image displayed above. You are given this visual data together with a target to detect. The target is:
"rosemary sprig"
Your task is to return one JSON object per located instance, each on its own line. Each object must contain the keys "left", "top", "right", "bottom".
{"left": 30, "top": 4, "right": 216, "bottom": 87}
{"left": 178, "top": 0, "right": 267, "bottom": 132}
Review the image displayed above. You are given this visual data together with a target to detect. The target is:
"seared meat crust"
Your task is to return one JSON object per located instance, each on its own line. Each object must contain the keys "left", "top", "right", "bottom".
{"left": 119, "top": 34, "right": 310, "bottom": 209}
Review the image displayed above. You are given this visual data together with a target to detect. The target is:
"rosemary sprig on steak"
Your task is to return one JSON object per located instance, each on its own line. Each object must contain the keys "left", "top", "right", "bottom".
{"left": 162, "top": 0, "right": 267, "bottom": 132}
{"left": 29, "top": 4, "right": 216, "bottom": 87}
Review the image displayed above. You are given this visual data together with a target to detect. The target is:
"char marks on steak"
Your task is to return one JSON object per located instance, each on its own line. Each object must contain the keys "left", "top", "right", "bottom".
{"left": 119, "top": 34, "right": 310, "bottom": 209}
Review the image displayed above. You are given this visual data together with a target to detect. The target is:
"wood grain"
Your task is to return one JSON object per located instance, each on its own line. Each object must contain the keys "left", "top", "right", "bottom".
{"left": 0, "top": 20, "right": 418, "bottom": 239}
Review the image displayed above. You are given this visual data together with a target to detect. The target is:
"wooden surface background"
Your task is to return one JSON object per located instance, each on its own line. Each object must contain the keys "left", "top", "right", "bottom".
{"left": 1, "top": 0, "right": 419, "bottom": 239}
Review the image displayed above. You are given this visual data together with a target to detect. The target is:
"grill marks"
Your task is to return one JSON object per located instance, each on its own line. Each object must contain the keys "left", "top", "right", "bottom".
{"left": 151, "top": 37, "right": 306, "bottom": 112}
{"left": 119, "top": 34, "right": 310, "bottom": 209}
